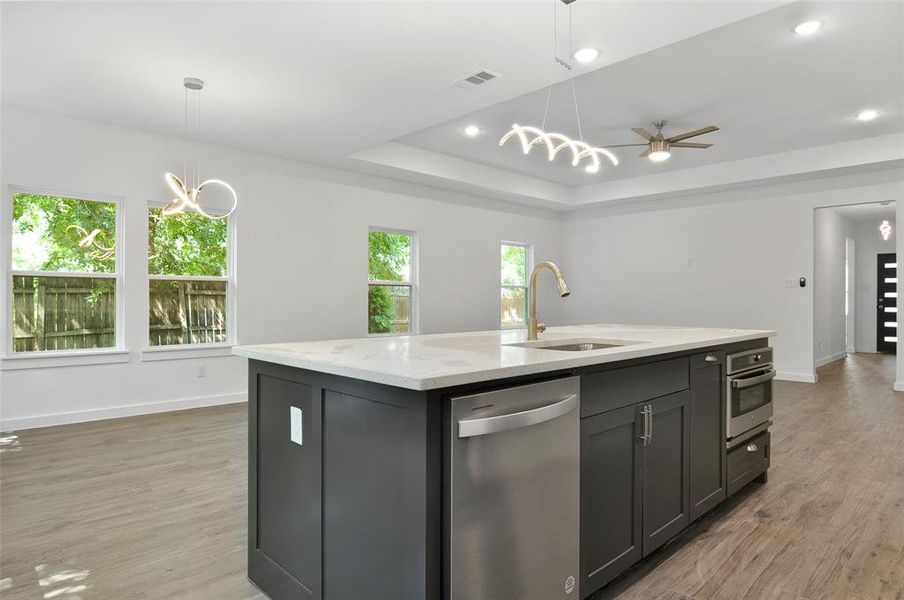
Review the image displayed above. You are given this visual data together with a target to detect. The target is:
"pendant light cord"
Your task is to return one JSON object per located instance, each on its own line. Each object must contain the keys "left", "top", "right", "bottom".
{"left": 183, "top": 86, "right": 188, "bottom": 189}
{"left": 543, "top": 0, "right": 585, "bottom": 141}
{"left": 567, "top": 2, "right": 584, "bottom": 142}
{"left": 196, "top": 87, "right": 201, "bottom": 190}
{"left": 181, "top": 83, "right": 204, "bottom": 191}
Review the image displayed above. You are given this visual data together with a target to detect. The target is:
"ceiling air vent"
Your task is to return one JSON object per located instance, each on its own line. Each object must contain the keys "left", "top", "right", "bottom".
{"left": 454, "top": 70, "right": 500, "bottom": 90}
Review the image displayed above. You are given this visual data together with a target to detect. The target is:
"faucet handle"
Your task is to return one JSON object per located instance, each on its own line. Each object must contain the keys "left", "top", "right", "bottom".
{"left": 537, "top": 322, "right": 547, "bottom": 334}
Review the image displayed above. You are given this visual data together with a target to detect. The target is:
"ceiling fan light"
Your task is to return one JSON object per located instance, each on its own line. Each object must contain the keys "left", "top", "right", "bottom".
{"left": 794, "top": 20, "right": 821, "bottom": 36}
{"left": 649, "top": 150, "right": 671, "bottom": 162}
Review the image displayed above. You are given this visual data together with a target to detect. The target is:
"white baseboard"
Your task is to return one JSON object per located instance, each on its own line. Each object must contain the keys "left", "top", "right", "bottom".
{"left": 815, "top": 352, "right": 848, "bottom": 368}
{"left": 894, "top": 382, "right": 904, "bottom": 392}
{"left": 1, "top": 391, "right": 247, "bottom": 431}
{"left": 776, "top": 371, "right": 817, "bottom": 383}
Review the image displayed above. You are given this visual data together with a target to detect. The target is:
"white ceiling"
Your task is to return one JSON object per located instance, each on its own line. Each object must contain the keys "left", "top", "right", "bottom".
{"left": 832, "top": 201, "right": 896, "bottom": 223}
{"left": 1, "top": 2, "right": 784, "bottom": 164}
{"left": 2, "top": 1, "right": 902, "bottom": 210}
{"left": 397, "top": 0, "right": 904, "bottom": 185}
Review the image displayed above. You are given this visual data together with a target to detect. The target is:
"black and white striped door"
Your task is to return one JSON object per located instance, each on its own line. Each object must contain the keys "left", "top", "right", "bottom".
{"left": 877, "top": 252, "right": 897, "bottom": 353}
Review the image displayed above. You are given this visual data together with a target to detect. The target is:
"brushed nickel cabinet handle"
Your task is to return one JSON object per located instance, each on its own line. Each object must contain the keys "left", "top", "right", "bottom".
{"left": 637, "top": 405, "right": 650, "bottom": 445}
{"left": 746, "top": 443, "right": 758, "bottom": 453}
{"left": 705, "top": 354, "right": 719, "bottom": 362}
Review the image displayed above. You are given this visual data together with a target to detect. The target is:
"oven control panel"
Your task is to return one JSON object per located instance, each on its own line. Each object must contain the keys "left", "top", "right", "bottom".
{"left": 727, "top": 347, "right": 773, "bottom": 375}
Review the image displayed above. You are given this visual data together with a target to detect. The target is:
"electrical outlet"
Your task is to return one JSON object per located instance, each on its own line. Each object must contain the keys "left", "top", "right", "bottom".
{"left": 197, "top": 365, "right": 206, "bottom": 378}
{"left": 290, "top": 406, "right": 303, "bottom": 446}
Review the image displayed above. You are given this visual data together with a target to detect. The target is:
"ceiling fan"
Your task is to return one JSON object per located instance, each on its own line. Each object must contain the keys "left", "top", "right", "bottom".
{"left": 607, "top": 120, "right": 719, "bottom": 162}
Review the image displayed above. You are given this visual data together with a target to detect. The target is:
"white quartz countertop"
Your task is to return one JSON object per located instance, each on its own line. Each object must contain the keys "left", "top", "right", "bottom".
{"left": 232, "top": 324, "right": 774, "bottom": 391}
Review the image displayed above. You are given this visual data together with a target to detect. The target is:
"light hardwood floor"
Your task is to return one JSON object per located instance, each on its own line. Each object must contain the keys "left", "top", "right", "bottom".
{"left": 2, "top": 353, "right": 902, "bottom": 600}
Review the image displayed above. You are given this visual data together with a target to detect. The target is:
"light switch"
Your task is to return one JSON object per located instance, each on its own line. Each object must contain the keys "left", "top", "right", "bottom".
{"left": 290, "top": 406, "right": 303, "bottom": 446}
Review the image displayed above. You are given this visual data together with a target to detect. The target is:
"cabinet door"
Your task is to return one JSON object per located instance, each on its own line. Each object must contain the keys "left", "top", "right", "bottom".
{"left": 689, "top": 352, "right": 726, "bottom": 521}
{"left": 642, "top": 391, "right": 690, "bottom": 557}
{"left": 580, "top": 404, "right": 644, "bottom": 596}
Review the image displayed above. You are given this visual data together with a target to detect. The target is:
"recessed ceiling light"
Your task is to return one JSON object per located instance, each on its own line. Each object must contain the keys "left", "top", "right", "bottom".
{"left": 794, "top": 20, "right": 821, "bottom": 36}
{"left": 856, "top": 109, "right": 879, "bottom": 122}
{"left": 463, "top": 125, "right": 481, "bottom": 137}
{"left": 573, "top": 48, "right": 599, "bottom": 63}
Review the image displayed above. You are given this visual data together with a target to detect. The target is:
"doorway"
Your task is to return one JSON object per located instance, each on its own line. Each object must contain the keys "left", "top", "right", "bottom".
{"left": 814, "top": 201, "right": 896, "bottom": 370}
{"left": 845, "top": 237, "right": 855, "bottom": 353}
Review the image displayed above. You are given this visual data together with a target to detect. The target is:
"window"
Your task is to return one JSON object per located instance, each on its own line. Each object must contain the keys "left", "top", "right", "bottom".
{"left": 501, "top": 242, "right": 533, "bottom": 328}
{"left": 368, "top": 228, "right": 416, "bottom": 335}
{"left": 147, "top": 206, "right": 231, "bottom": 346}
{"left": 9, "top": 191, "right": 121, "bottom": 353}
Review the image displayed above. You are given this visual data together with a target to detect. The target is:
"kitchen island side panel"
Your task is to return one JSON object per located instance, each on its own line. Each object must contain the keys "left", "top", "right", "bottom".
{"left": 248, "top": 360, "right": 323, "bottom": 599}
{"left": 248, "top": 360, "right": 442, "bottom": 600}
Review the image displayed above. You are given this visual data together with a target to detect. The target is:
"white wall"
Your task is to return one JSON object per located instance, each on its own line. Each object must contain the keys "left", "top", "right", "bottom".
{"left": 813, "top": 208, "right": 855, "bottom": 366}
{"left": 562, "top": 172, "right": 904, "bottom": 382}
{"left": 0, "top": 106, "right": 564, "bottom": 429}
{"left": 3, "top": 105, "right": 903, "bottom": 428}
{"left": 853, "top": 217, "right": 896, "bottom": 353}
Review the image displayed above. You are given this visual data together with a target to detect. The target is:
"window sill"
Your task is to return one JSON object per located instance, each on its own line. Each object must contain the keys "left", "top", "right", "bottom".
{"left": 0, "top": 348, "right": 131, "bottom": 371}
{"left": 367, "top": 332, "right": 417, "bottom": 338}
{"left": 141, "top": 343, "right": 236, "bottom": 362}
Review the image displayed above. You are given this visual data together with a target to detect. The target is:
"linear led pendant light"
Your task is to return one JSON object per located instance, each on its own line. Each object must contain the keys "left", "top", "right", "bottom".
{"left": 163, "top": 77, "right": 237, "bottom": 219}
{"left": 499, "top": 0, "right": 617, "bottom": 174}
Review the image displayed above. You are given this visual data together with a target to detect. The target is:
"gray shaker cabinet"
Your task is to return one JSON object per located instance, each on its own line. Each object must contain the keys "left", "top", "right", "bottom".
{"left": 580, "top": 389, "right": 691, "bottom": 594}
{"left": 641, "top": 391, "right": 691, "bottom": 557}
{"left": 688, "top": 351, "right": 727, "bottom": 521}
{"left": 580, "top": 403, "right": 644, "bottom": 595}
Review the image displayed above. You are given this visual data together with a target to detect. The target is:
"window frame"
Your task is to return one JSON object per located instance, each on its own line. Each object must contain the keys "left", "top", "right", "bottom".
{"left": 142, "top": 199, "right": 236, "bottom": 358}
{"left": 367, "top": 226, "right": 418, "bottom": 337}
{"left": 500, "top": 241, "right": 534, "bottom": 329}
{"left": 2, "top": 185, "right": 126, "bottom": 362}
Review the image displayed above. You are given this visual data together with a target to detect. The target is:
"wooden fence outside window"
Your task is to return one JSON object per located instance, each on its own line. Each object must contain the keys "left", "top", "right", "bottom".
{"left": 12, "top": 276, "right": 227, "bottom": 351}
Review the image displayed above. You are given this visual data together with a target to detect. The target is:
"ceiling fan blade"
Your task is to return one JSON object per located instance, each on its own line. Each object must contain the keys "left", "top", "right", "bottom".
{"left": 666, "top": 125, "right": 719, "bottom": 143}
{"left": 670, "top": 142, "right": 713, "bottom": 148}
{"left": 632, "top": 127, "right": 654, "bottom": 141}
{"left": 601, "top": 143, "right": 648, "bottom": 148}
{"left": 640, "top": 148, "right": 652, "bottom": 158}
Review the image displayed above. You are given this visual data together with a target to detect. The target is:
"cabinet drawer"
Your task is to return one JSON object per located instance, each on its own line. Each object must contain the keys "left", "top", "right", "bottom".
{"left": 582, "top": 358, "right": 689, "bottom": 418}
{"left": 727, "top": 431, "right": 770, "bottom": 496}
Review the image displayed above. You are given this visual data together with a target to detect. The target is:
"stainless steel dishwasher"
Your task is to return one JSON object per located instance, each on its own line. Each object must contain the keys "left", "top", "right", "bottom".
{"left": 449, "top": 376, "right": 580, "bottom": 600}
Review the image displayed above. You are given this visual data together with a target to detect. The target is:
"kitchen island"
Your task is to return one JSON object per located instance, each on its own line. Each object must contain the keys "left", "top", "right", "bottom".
{"left": 233, "top": 324, "right": 775, "bottom": 600}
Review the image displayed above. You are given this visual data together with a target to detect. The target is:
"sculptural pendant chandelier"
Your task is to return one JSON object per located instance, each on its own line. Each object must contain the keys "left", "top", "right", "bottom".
{"left": 163, "top": 77, "right": 237, "bottom": 220}
{"left": 499, "top": 0, "right": 617, "bottom": 174}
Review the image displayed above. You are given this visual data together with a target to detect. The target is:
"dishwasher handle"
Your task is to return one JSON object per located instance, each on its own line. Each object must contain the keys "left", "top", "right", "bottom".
{"left": 457, "top": 394, "right": 578, "bottom": 438}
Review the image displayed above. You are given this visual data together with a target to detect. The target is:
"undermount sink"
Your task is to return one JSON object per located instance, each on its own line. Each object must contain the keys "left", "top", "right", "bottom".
{"left": 505, "top": 338, "right": 642, "bottom": 352}
{"left": 539, "top": 342, "right": 620, "bottom": 351}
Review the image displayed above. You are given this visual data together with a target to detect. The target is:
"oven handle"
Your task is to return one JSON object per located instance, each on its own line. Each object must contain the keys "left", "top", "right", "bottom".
{"left": 731, "top": 369, "right": 776, "bottom": 389}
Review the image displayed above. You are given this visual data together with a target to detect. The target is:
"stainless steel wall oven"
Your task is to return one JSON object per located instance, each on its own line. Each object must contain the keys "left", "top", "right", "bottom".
{"left": 726, "top": 347, "right": 774, "bottom": 440}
